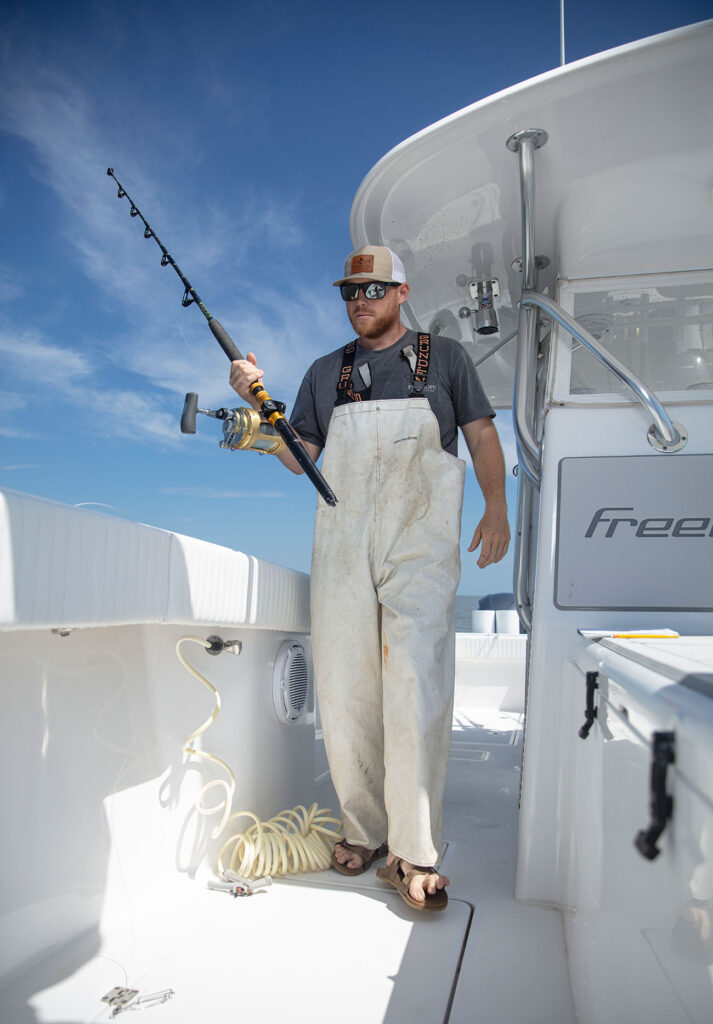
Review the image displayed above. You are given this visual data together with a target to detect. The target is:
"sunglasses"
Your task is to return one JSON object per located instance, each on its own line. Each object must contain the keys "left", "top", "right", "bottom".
{"left": 340, "top": 281, "right": 400, "bottom": 301}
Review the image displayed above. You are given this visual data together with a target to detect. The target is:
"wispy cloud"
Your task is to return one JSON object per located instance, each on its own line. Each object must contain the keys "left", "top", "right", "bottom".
{"left": 0, "top": 42, "right": 306, "bottom": 304}
{"left": 82, "top": 387, "right": 183, "bottom": 446}
{"left": 0, "top": 327, "right": 186, "bottom": 447}
{"left": 0, "top": 391, "right": 28, "bottom": 414}
{"left": 0, "top": 41, "right": 340, "bottom": 446}
{"left": 0, "top": 426, "right": 32, "bottom": 439}
{"left": 0, "top": 330, "right": 92, "bottom": 387}
{"left": 0, "top": 266, "right": 24, "bottom": 302}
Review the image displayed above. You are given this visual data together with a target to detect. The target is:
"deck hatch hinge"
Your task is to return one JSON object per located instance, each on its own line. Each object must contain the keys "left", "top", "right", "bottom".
{"left": 634, "top": 730, "right": 675, "bottom": 861}
{"left": 578, "top": 671, "right": 599, "bottom": 739}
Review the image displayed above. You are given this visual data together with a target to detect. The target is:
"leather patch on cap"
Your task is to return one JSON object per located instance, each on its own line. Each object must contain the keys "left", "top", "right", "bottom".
{"left": 350, "top": 254, "right": 374, "bottom": 274}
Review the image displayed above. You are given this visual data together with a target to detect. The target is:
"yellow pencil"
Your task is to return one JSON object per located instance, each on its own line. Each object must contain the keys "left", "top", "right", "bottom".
{"left": 611, "top": 632, "right": 679, "bottom": 639}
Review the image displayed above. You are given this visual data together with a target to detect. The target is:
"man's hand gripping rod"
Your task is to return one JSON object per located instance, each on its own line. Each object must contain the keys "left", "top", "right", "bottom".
{"left": 106, "top": 168, "right": 337, "bottom": 507}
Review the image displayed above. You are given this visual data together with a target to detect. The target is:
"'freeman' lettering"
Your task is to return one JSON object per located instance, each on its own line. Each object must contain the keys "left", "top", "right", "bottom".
{"left": 585, "top": 507, "right": 713, "bottom": 538}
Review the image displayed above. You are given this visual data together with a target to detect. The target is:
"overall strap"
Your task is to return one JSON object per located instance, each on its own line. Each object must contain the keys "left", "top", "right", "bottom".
{"left": 335, "top": 340, "right": 372, "bottom": 404}
{"left": 401, "top": 333, "right": 431, "bottom": 396}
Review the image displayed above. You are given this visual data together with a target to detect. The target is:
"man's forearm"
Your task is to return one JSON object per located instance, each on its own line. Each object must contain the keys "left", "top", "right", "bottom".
{"left": 465, "top": 420, "right": 507, "bottom": 506}
{"left": 275, "top": 432, "right": 322, "bottom": 475}
{"left": 462, "top": 418, "right": 511, "bottom": 565}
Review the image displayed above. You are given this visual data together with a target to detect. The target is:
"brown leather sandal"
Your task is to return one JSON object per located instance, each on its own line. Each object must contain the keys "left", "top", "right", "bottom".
{"left": 376, "top": 857, "right": 448, "bottom": 911}
{"left": 331, "top": 841, "right": 389, "bottom": 876}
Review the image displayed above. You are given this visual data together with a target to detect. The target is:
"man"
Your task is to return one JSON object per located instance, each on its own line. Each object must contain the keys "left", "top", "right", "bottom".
{"left": 229, "top": 245, "right": 510, "bottom": 911}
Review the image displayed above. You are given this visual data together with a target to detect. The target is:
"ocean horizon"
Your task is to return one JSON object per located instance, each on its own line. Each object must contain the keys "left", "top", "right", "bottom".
{"left": 455, "top": 595, "right": 481, "bottom": 632}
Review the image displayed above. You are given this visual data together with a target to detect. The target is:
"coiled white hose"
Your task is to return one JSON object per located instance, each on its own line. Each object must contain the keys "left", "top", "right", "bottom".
{"left": 176, "top": 636, "right": 343, "bottom": 880}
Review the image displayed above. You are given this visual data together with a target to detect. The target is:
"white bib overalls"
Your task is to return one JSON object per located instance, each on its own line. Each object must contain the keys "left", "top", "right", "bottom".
{"left": 311, "top": 397, "right": 465, "bottom": 866}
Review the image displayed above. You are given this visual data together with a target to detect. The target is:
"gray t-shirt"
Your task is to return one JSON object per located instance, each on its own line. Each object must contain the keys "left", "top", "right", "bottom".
{"left": 290, "top": 329, "right": 494, "bottom": 457}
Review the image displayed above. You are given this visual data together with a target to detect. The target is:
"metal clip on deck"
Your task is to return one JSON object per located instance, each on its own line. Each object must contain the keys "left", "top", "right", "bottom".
{"left": 207, "top": 874, "right": 272, "bottom": 897}
{"left": 101, "top": 987, "right": 174, "bottom": 1016}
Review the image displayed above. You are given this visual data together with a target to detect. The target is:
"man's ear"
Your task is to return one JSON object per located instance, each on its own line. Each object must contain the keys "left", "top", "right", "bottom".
{"left": 397, "top": 282, "right": 410, "bottom": 305}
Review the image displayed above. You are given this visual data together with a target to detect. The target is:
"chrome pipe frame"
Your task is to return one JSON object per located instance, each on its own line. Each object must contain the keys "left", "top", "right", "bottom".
{"left": 514, "top": 434, "right": 539, "bottom": 488}
{"left": 513, "top": 303, "right": 541, "bottom": 485}
{"left": 508, "top": 130, "right": 548, "bottom": 488}
{"left": 519, "top": 138, "right": 537, "bottom": 292}
{"left": 506, "top": 128, "right": 550, "bottom": 631}
{"left": 520, "top": 291, "right": 684, "bottom": 449}
{"left": 513, "top": 472, "right": 534, "bottom": 634}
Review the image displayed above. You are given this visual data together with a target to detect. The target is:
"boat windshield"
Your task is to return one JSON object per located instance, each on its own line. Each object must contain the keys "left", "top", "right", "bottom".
{"left": 556, "top": 274, "right": 713, "bottom": 399}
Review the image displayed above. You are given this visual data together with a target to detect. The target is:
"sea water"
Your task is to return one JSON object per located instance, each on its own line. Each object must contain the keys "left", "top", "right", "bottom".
{"left": 455, "top": 595, "right": 481, "bottom": 632}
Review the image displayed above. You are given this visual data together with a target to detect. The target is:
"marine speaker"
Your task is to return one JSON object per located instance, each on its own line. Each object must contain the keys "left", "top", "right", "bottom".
{"left": 272, "top": 640, "right": 311, "bottom": 723}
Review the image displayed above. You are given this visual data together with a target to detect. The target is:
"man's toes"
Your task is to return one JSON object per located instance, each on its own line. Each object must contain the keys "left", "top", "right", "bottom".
{"left": 408, "top": 873, "right": 431, "bottom": 902}
{"left": 336, "top": 844, "right": 363, "bottom": 870}
{"left": 410, "top": 880, "right": 427, "bottom": 902}
{"left": 414, "top": 871, "right": 449, "bottom": 898}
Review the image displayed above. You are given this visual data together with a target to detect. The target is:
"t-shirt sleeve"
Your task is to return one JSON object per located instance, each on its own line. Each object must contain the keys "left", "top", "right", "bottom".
{"left": 449, "top": 340, "right": 495, "bottom": 426}
{"left": 289, "top": 367, "right": 325, "bottom": 449}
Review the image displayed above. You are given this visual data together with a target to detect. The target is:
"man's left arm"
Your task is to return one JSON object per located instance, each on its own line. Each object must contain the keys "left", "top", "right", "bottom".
{"left": 461, "top": 418, "right": 511, "bottom": 568}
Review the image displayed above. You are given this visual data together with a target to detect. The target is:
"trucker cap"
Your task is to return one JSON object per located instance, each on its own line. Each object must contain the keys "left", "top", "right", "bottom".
{"left": 333, "top": 245, "right": 407, "bottom": 286}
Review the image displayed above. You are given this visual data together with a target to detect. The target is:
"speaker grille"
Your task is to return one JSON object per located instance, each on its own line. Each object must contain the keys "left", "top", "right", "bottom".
{"left": 273, "top": 641, "right": 311, "bottom": 722}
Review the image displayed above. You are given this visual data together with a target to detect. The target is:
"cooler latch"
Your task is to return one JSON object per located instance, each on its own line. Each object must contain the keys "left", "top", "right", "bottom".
{"left": 634, "top": 730, "right": 675, "bottom": 861}
{"left": 578, "top": 671, "right": 599, "bottom": 739}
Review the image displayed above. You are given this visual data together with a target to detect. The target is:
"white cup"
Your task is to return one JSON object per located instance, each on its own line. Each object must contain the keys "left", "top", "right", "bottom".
{"left": 472, "top": 610, "right": 496, "bottom": 633}
{"left": 495, "top": 609, "right": 521, "bottom": 634}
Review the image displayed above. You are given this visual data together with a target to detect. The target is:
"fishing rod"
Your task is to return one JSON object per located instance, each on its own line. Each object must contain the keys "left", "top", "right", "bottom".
{"left": 106, "top": 168, "right": 337, "bottom": 507}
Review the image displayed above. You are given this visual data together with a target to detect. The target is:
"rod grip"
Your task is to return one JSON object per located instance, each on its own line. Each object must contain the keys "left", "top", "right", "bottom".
{"left": 209, "top": 317, "right": 244, "bottom": 362}
{"left": 273, "top": 418, "right": 338, "bottom": 507}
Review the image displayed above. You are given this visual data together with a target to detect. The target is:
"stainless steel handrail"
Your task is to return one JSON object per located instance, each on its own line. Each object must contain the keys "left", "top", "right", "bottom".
{"left": 513, "top": 303, "right": 541, "bottom": 485}
{"left": 518, "top": 137, "right": 537, "bottom": 292}
{"left": 513, "top": 473, "right": 533, "bottom": 634}
{"left": 508, "top": 129, "right": 549, "bottom": 488}
{"left": 506, "top": 128, "right": 550, "bottom": 632}
{"left": 520, "top": 291, "right": 685, "bottom": 450}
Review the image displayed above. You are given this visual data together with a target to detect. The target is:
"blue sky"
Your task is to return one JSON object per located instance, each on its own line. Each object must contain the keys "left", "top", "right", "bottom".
{"left": 1, "top": 0, "right": 710, "bottom": 596}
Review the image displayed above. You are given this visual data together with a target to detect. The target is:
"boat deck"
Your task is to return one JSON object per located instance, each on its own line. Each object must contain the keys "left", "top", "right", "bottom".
{"left": 3, "top": 708, "right": 575, "bottom": 1023}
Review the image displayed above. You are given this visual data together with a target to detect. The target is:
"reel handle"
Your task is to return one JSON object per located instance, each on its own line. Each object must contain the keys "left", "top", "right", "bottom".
{"left": 181, "top": 393, "right": 198, "bottom": 434}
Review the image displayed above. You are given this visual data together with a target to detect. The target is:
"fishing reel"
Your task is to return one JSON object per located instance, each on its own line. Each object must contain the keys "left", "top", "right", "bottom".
{"left": 180, "top": 393, "right": 286, "bottom": 455}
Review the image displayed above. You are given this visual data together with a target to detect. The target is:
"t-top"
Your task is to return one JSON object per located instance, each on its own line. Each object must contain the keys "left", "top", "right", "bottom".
{"left": 290, "top": 329, "right": 494, "bottom": 457}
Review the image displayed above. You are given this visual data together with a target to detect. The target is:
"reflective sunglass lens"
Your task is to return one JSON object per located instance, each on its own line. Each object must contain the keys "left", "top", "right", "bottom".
{"left": 364, "top": 282, "right": 386, "bottom": 299}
